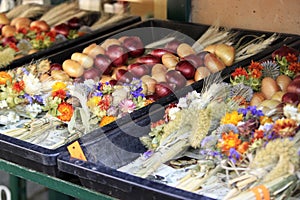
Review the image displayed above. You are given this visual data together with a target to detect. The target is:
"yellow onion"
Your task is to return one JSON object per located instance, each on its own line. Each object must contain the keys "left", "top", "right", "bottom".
{"left": 250, "top": 92, "right": 266, "bottom": 106}
{"left": 261, "top": 77, "right": 280, "bottom": 99}
{"left": 177, "top": 43, "right": 195, "bottom": 58}
{"left": 214, "top": 44, "right": 235, "bottom": 66}
{"left": 276, "top": 74, "right": 292, "bottom": 92}
{"left": 194, "top": 66, "right": 211, "bottom": 81}
{"left": 204, "top": 53, "right": 225, "bottom": 73}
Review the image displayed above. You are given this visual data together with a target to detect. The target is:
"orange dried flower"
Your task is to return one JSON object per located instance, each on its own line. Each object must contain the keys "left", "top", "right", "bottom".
{"left": 237, "top": 141, "right": 249, "bottom": 154}
{"left": 57, "top": 102, "right": 74, "bottom": 122}
{"left": 253, "top": 129, "right": 264, "bottom": 139}
{"left": 99, "top": 116, "right": 116, "bottom": 127}
{"left": 0, "top": 72, "right": 12, "bottom": 85}
{"left": 251, "top": 68, "right": 262, "bottom": 78}
{"left": 218, "top": 131, "right": 241, "bottom": 153}
{"left": 273, "top": 118, "right": 298, "bottom": 137}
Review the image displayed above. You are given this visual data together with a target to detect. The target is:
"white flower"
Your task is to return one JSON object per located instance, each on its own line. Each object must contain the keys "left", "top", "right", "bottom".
{"left": 0, "top": 111, "right": 20, "bottom": 125}
{"left": 23, "top": 73, "right": 42, "bottom": 95}
{"left": 283, "top": 104, "right": 300, "bottom": 124}
{"left": 25, "top": 103, "right": 43, "bottom": 118}
{"left": 168, "top": 107, "right": 180, "bottom": 121}
{"left": 0, "top": 100, "right": 8, "bottom": 109}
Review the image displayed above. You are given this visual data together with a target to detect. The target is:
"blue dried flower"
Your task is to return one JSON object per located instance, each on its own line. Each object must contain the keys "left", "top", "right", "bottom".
{"left": 143, "top": 150, "right": 153, "bottom": 159}
{"left": 34, "top": 95, "right": 43, "bottom": 104}
{"left": 229, "top": 148, "right": 240, "bottom": 163}
{"left": 24, "top": 94, "right": 33, "bottom": 104}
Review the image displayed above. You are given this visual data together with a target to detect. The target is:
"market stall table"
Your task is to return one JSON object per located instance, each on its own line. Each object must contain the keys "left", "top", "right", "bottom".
{"left": 0, "top": 158, "right": 115, "bottom": 200}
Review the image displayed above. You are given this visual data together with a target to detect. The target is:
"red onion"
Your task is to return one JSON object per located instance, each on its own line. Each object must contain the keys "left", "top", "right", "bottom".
{"left": 116, "top": 69, "right": 133, "bottom": 83}
{"left": 282, "top": 92, "right": 300, "bottom": 104}
{"left": 105, "top": 44, "right": 128, "bottom": 66}
{"left": 128, "top": 63, "right": 150, "bottom": 78}
{"left": 166, "top": 70, "right": 187, "bottom": 89}
{"left": 136, "top": 54, "right": 161, "bottom": 64}
{"left": 122, "top": 36, "right": 144, "bottom": 57}
{"left": 150, "top": 48, "right": 172, "bottom": 58}
{"left": 165, "top": 39, "right": 181, "bottom": 53}
{"left": 155, "top": 82, "right": 174, "bottom": 97}
{"left": 83, "top": 67, "right": 100, "bottom": 81}
{"left": 52, "top": 23, "right": 70, "bottom": 36}
{"left": 272, "top": 45, "right": 299, "bottom": 60}
{"left": 175, "top": 60, "right": 196, "bottom": 79}
{"left": 94, "top": 54, "right": 113, "bottom": 75}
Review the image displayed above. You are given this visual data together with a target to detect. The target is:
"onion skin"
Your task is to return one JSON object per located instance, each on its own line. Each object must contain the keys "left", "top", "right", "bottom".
{"left": 71, "top": 52, "right": 94, "bottom": 69}
{"left": 151, "top": 64, "right": 167, "bottom": 75}
{"left": 150, "top": 48, "right": 171, "bottom": 58}
{"left": 1, "top": 25, "right": 16, "bottom": 37}
{"left": 165, "top": 70, "right": 187, "bottom": 89}
{"left": 271, "top": 91, "right": 285, "bottom": 102}
{"left": 165, "top": 39, "right": 181, "bottom": 53}
{"left": 62, "top": 59, "right": 84, "bottom": 78}
{"left": 51, "top": 70, "right": 70, "bottom": 81}
{"left": 30, "top": 20, "right": 50, "bottom": 32}
{"left": 52, "top": 23, "right": 70, "bottom": 37}
{"left": 214, "top": 44, "right": 235, "bottom": 66}
{"left": 94, "top": 54, "right": 113, "bottom": 75}
{"left": 115, "top": 69, "right": 133, "bottom": 83}
{"left": 82, "top": 43, "right": 105, "bottom": 58}
{"left": 101, "top": 39, "right": 121, "bottom": 49}
{"left": 0, "top": 13, "right": 9, "bottom": 25}
{"left": 106, "top": 45, "right": 128, "bottom": 66}
{"left": 276, "top": 74, "right": 292, "bottom": 92}
{"left": 177, "top": 43, "right": 195, "bottom": 58}
{"left": 128, "top": 63, "right": 150, "bottom": 78}
{"left": 83, "top": 67, "right": 100, "bottom": 81}
{"left": 141, "top": 75, "right": 157, "bottom": 95}
{"left": 175, "top": 60, "right": 196, "bottom": 79}
{"left": 204, "top": 53, "right": 225, "bottom": 73}
{"left": 155, "top": 82, "right": 174, "bottom": 97}
{"left": 122, "top": 36, "right": 144, "bottom": 57}
{"left": 194, "top": 67, "right": 211, "bottom": 81}
{"left": 287, "top": 80, "right": 300, "bottom": 95}
{"left": 183, "top": 54, "right": 204, "bottom": 68}
{"left": 250, "top": 92, "right": 266, "bottom": 106}
{"left": 137, "top": 54, "right": 161, "bottom": 64}
{"left": 161, "top": 53, "right": 179, "bottom": 69}
{"left": 261, "top": 77, "right": 281, "bottom": 99}
{"left": 282, "top": 92, "right": 300, "bottom": 104}
{"left": 50, "top": 63, "right": 63, "bottom": 71}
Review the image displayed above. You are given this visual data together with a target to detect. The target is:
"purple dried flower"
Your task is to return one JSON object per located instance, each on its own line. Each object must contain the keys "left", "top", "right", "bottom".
{"left": 24, "top": 94, "right": 33, "bottom": 104}
{"left": 143, "top": 150, "right": 153, "bottom": 159}
{"left": 229, "top": 148, "right": 240, "bottom": 163}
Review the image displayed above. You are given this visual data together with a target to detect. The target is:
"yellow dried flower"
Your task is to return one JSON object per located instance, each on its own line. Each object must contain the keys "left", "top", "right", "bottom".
{"left": 87, "top": 96, "right": 102, "bottom": 108}
{"left": 52, "top": 82, "right": 67, "bottom": 92}
{"left": 221, "top": 110, "right": 243, "bottom": 125}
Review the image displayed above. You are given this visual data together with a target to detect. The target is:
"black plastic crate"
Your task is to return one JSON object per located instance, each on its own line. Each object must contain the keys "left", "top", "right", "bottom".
{"left": 0, "top": 19, "right": 298, "bottom": 176}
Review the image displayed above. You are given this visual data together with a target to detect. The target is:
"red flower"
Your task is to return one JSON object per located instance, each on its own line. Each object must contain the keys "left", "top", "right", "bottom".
{"left": 248, "top": 61, "right": 264, "bottom": 71}
{"left": 237, "top": 141, "right": 249, "bottom": 154}
{"left": 8, "top": 42, "right": 19, "bottom": 52}
{"left": 253, "top": 129, "right": 264, "bottom": 140}
{"left": 286, "top": 53, "right": 298, "bottom": 63}
{"left": 231, "top": 67, "right": 248, "bottom": 78}
{"left": 98, "top": 95, "right": 111, "bottom": 110}
{"left": 12, "top": 80, "right": 25, "bottom": 92}
{"left": 52, "top": 89, "right": 66, "bottom": 99}
{"left": 17, "top": 27, "right": 28, "bottom": 34}
{"left": 288, "top": 62, "right": 300, "bottom": 74}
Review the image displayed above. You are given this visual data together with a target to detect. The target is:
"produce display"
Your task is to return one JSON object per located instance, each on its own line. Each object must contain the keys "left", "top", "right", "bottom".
{"left": 0, "top": 24, "right": 281, "bottom": 150}
{"left": 117, "top": 45, "right": 300, "bottom": 199}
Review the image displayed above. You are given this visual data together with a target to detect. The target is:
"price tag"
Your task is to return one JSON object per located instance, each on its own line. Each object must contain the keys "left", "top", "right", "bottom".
{"left": 67, "top": 141, "right": 87, "bottom": 161}
{"left": 0, "top": 185, "right": 11, "bottom": 200}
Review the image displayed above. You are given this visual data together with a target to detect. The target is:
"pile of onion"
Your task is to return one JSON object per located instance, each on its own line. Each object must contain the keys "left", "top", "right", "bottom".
{"left": 60, "top": 35, "right": 235, "bottom": 99}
